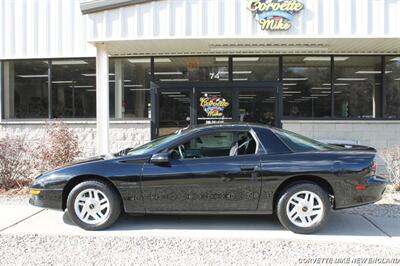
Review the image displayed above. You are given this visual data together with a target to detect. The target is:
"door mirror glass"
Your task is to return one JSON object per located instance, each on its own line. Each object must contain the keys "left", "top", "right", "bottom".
{"left": 150, "top": 152, "right": 170, "bottom": 164}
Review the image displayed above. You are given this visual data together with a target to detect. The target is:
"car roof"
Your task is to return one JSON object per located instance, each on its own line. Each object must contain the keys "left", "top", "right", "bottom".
{"left": 186, "top": 122, "right": 274, "bottom": 132}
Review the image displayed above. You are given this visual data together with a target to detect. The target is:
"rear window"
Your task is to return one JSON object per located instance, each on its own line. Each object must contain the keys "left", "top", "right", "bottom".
{"left": 272, "top": 128, "right": 340, "bottom": 152}
{"left": 253, "top": 127, "right": 291, "bottom": 154}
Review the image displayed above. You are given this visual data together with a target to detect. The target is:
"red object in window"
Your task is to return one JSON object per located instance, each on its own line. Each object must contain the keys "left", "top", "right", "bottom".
{"left": 355, "top": 185, "right": 366, "bottom": 191}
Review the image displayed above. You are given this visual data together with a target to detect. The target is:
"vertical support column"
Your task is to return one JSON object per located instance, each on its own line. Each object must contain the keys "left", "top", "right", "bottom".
{"left": 3, "top": 61, "right": 14, "bottom": 119}
{"left": 0, "top": 62, "right": 2, "bottom": 121}
{"left": 114, "top": 59, "right": 124, "bottom": 119}
{"left": 96, "top": 43, "right": 110, "bottom": 154}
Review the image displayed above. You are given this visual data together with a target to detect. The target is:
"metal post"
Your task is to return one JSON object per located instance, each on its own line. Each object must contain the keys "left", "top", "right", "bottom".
{"left": 96, "top": 43, "right": 110, "bottom": 154}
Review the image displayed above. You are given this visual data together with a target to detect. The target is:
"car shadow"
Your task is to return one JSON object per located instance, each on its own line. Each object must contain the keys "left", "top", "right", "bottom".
{"left": 62, "top": 204, "right": 400, "bottom": 237}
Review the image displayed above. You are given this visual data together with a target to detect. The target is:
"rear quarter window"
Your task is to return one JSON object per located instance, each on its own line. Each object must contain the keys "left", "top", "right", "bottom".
{"left": 253, "top": 127, "right": 291, "bottom": 154}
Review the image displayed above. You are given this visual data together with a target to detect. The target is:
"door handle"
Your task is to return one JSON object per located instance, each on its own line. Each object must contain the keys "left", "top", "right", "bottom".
{"left": 240, "top": 165, "right": 257, "bottom": 172}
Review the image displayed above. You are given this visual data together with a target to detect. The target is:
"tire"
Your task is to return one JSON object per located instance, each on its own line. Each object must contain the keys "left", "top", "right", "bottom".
{"left": 276, "top": 182, "right": 331, "bottom": 234}
{"left": 66, "top": 180, "right": 121, "bottom": 230}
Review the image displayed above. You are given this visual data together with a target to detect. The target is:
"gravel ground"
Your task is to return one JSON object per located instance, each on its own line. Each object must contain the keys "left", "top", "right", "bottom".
{"left": 1, "top": 187, "right": 399, "bottom": 266}
{"left": 0, "top": 235, "right": 400, "bottom": 266}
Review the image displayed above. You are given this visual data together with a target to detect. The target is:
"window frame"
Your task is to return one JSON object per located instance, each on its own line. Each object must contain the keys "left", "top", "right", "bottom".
{"left": 163, "top": 128, "right": 264, "bottom": 161}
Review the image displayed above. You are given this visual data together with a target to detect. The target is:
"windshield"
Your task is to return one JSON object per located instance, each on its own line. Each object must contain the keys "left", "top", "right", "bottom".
{"left": 125, "top": 132, "right": 183, "bottom": 156}
{"left": 272, "top": 128, "right": 342, "bottom": 152}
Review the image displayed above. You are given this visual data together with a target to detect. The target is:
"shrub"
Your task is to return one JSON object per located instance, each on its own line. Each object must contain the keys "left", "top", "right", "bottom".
{"left": 380, "top": 147, "right": 400, "bottom": 191}
{"left": 35, "top": 122, "right": 80, "bottom": 173}
{"left": 0, "top": 135, "right": 33, "bottom": 190}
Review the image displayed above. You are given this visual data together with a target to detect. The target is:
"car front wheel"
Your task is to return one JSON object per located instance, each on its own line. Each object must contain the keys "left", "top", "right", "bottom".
{"left": 67, "top": 180, "right": 121, "bottom": 230}
{"left": 276, "top": 182, "right": 331, "bottom": 234}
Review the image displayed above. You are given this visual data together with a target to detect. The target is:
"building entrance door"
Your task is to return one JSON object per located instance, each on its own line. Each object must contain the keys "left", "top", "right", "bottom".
{"left": 151, "top": 82, "right": 282, "bottom": 138}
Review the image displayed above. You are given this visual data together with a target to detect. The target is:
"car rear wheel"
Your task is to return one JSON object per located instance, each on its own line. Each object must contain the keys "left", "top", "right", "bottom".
{"left": 276, "top": 182, "right": 331, "bottom": 234}
{"left": 67, "top": 180, "right": 121, "bottom": 230}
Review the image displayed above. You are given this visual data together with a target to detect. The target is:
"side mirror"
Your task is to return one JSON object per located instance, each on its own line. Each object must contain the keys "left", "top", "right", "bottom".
{"left": 150, "top": 152, "right": 170, "bottom": 164}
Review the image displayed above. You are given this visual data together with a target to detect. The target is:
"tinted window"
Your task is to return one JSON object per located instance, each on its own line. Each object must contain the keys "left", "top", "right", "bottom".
{"left": 253, "top": 127, "right": 291, "bottom": 154}
{"left": 272, "top": 129, "right": 339, "bottom": 152}
{"left": 169, "top": 131, "right": 257, "bottom": 159}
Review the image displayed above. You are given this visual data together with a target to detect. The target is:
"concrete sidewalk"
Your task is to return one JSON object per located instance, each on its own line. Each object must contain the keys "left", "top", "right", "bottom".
{"left": 1, "top": 204, "right": 399, "bottom": 247}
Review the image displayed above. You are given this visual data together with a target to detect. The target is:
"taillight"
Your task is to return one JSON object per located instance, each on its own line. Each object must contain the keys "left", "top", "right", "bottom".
{"left": 370, "top": 160, "right": 378, "bottom": 176}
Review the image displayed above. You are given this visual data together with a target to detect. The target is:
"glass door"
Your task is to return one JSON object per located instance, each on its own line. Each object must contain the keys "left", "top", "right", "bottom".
{"left": 196, "top": 89, "right": 233, "bottom": 125}
{"left": 158, "top": 89, "right": 192, "bottom": 136}
{"left": 152, "top": 81, "right": 282, "bottom": 139}
{"left": 238, "top": 88, "right": 277, "bottom": 126}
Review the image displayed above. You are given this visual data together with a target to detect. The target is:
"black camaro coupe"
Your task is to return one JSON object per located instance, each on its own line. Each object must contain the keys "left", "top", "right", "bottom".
{"left": 30, "top": 123, "right": 387, "bottom": 234}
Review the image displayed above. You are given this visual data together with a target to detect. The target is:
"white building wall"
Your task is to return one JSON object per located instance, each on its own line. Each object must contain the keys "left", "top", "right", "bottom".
{"left": 0, "top": 0, "right": 95, "bottom": 59}
{"left": 86, "top": 0, "right": 400, "bottom": 41}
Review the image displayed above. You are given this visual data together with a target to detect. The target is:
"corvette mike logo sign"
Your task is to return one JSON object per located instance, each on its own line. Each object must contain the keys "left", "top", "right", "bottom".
{"left": 247, "top": 0, "right": 304, "bottom": 31}
{"left": 200, "top": 97, "right": 230, "bottom": 117}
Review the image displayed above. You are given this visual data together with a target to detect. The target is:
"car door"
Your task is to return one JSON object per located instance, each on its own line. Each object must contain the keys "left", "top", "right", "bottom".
{"left": 141, "top": 129, "right": 263, "bottom": 212}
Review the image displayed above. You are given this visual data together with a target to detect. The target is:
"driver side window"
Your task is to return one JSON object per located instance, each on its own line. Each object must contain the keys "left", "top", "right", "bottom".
{"left": 169, "top": 131, "right": 257, "bottom": 160}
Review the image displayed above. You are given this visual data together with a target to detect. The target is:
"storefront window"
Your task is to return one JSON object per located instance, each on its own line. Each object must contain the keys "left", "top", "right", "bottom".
{"left": 232, "top": 57, "right": 279, "bottom": 81}
{"left": 109, "top": 58, "right": 151, "bottom": 119}
{"left": 282, "top": 56, "right": 331, "bottom": 118}
{"left": 51, "top": 59, "right": 96, "bottom": 118}
{"left": 2, "top": 60, "right": 49, "bottom": 118}
{"left": 334, "top": 56, "right": 382, "bottom": 118}
{"left": 154, "top": 57, "right": 228, "bottom": 82}
{"left": 384, "top": 56, "right": 400, "bottom": 119}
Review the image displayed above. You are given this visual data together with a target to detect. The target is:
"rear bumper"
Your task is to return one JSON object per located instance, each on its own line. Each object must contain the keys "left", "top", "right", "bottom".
{"left": 29, "top": 188, "right": 63, "bottom": 210}
{"left": 334, "top": 175, "right": 388, "bottom": 209}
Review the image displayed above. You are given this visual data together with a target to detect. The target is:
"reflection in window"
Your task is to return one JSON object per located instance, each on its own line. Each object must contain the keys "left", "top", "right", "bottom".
{"left": 2, "top": 60, "right": 49, "bottom": 118}
{"left": 282, "top": 56, "right": 331, "bottom": 118}
{"left": 232, "top": 57, "right": 279, "bottom": 81}
{"left": 154, "top": 57, "right": 228, "bottom": 82}
{"left": 385, "top": 56, "right": 400, "bottom": 119}
{"left": 51, "top": 59, "right": 96, "bottom": 118}
{"left": 109, "top": 58, "right": 151, "bottom": 119}
{"left": 334, "top": 56, "right": 382, "bottom": 118}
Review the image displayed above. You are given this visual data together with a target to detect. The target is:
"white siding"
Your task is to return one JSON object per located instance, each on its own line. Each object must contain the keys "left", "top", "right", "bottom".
{"left": 0, "top": 0, "right": 95, "bottom": 59}
{"left": 1, "top": 0, "right": 400, "bottom": 59}
{"left": 86, "top": 0, "right": 400, "bottom": 41}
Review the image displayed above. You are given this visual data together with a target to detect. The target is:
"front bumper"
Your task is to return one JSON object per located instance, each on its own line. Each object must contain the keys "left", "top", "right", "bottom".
{"left": 334, "top": 175, "right": 388, "bottom": 209}
{"left": 29, "top": 188, "right": 64, "bottom": 210}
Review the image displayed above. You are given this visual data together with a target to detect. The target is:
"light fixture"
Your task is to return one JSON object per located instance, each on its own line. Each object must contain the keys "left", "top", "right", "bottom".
{"left": 49, "top": 60, "right": 88, "bottom": 65}
{"left": 233, "top": 78, "right": 249, "bottom": 81}
{"left": 311, "top": 87, "right": 331, "bottom": 90}
{"left": 321, "top": 91, "right": 343, "bottom": 94}
{"left": 337, "top": 78, "right": 367, "bottom": 81}
{"left": 159, "top": 78, "right": 189, "bottom": 82}
{"left": 52, "top": 80, "right": 74, "bottom": 84}
{"left": 154, "top": 72, "right": 183, "bottom": 75}
{"left": 240, "top": 94, "right": 257, "bottom": 97}
{"left": 129, "top": 88, "right": 150, "bottom": 91}
{"left": 17, "top": 74, "right": 48, "bottom": 78}
{"left": 302, "top": 96, "right": 318, "bottom": 99}
{"left": 322, "top": 83, "right": 348, "bottom": 86}
{"left": 86, "top": 89, "right": 96, "bottom": 92}
{"left": 127, "top": 58, "right": 151, "bottom": 64}
{"left": 109, "top": 80, "right": 133, "bottom": 83}
{"left": 82, "top": 73, "right": 115, "bottom": 76}
{"left": 283, "top": 91, "right": 302, "bottom": 94}
{"left": 311, "top": 94, "right": 329, "bottom": 97}
{"left": 282, "top": 77, "right": 308, "bottom": 81}
{"left": 161, "top": 92, "right": 182, "bottom": 95}
{"left": 69, "top": 85, "right": 94, "bottom": 88}
{"left": 303, "top": 57, "right": 349, "bottom": 62}
{"left": 355, "top": 70, "right": 392, "bottom": 74}
{"left": 124, "top": 85, "right": 144, "bottom": 88}
{"left": 394, "top": 78, "right": 400, "bottom": 81}
{"left": 282, "top": 83, "right": 297, "bottom": 86}
{"left": 390, "top": 57, "right": 400, "bottom": 61}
